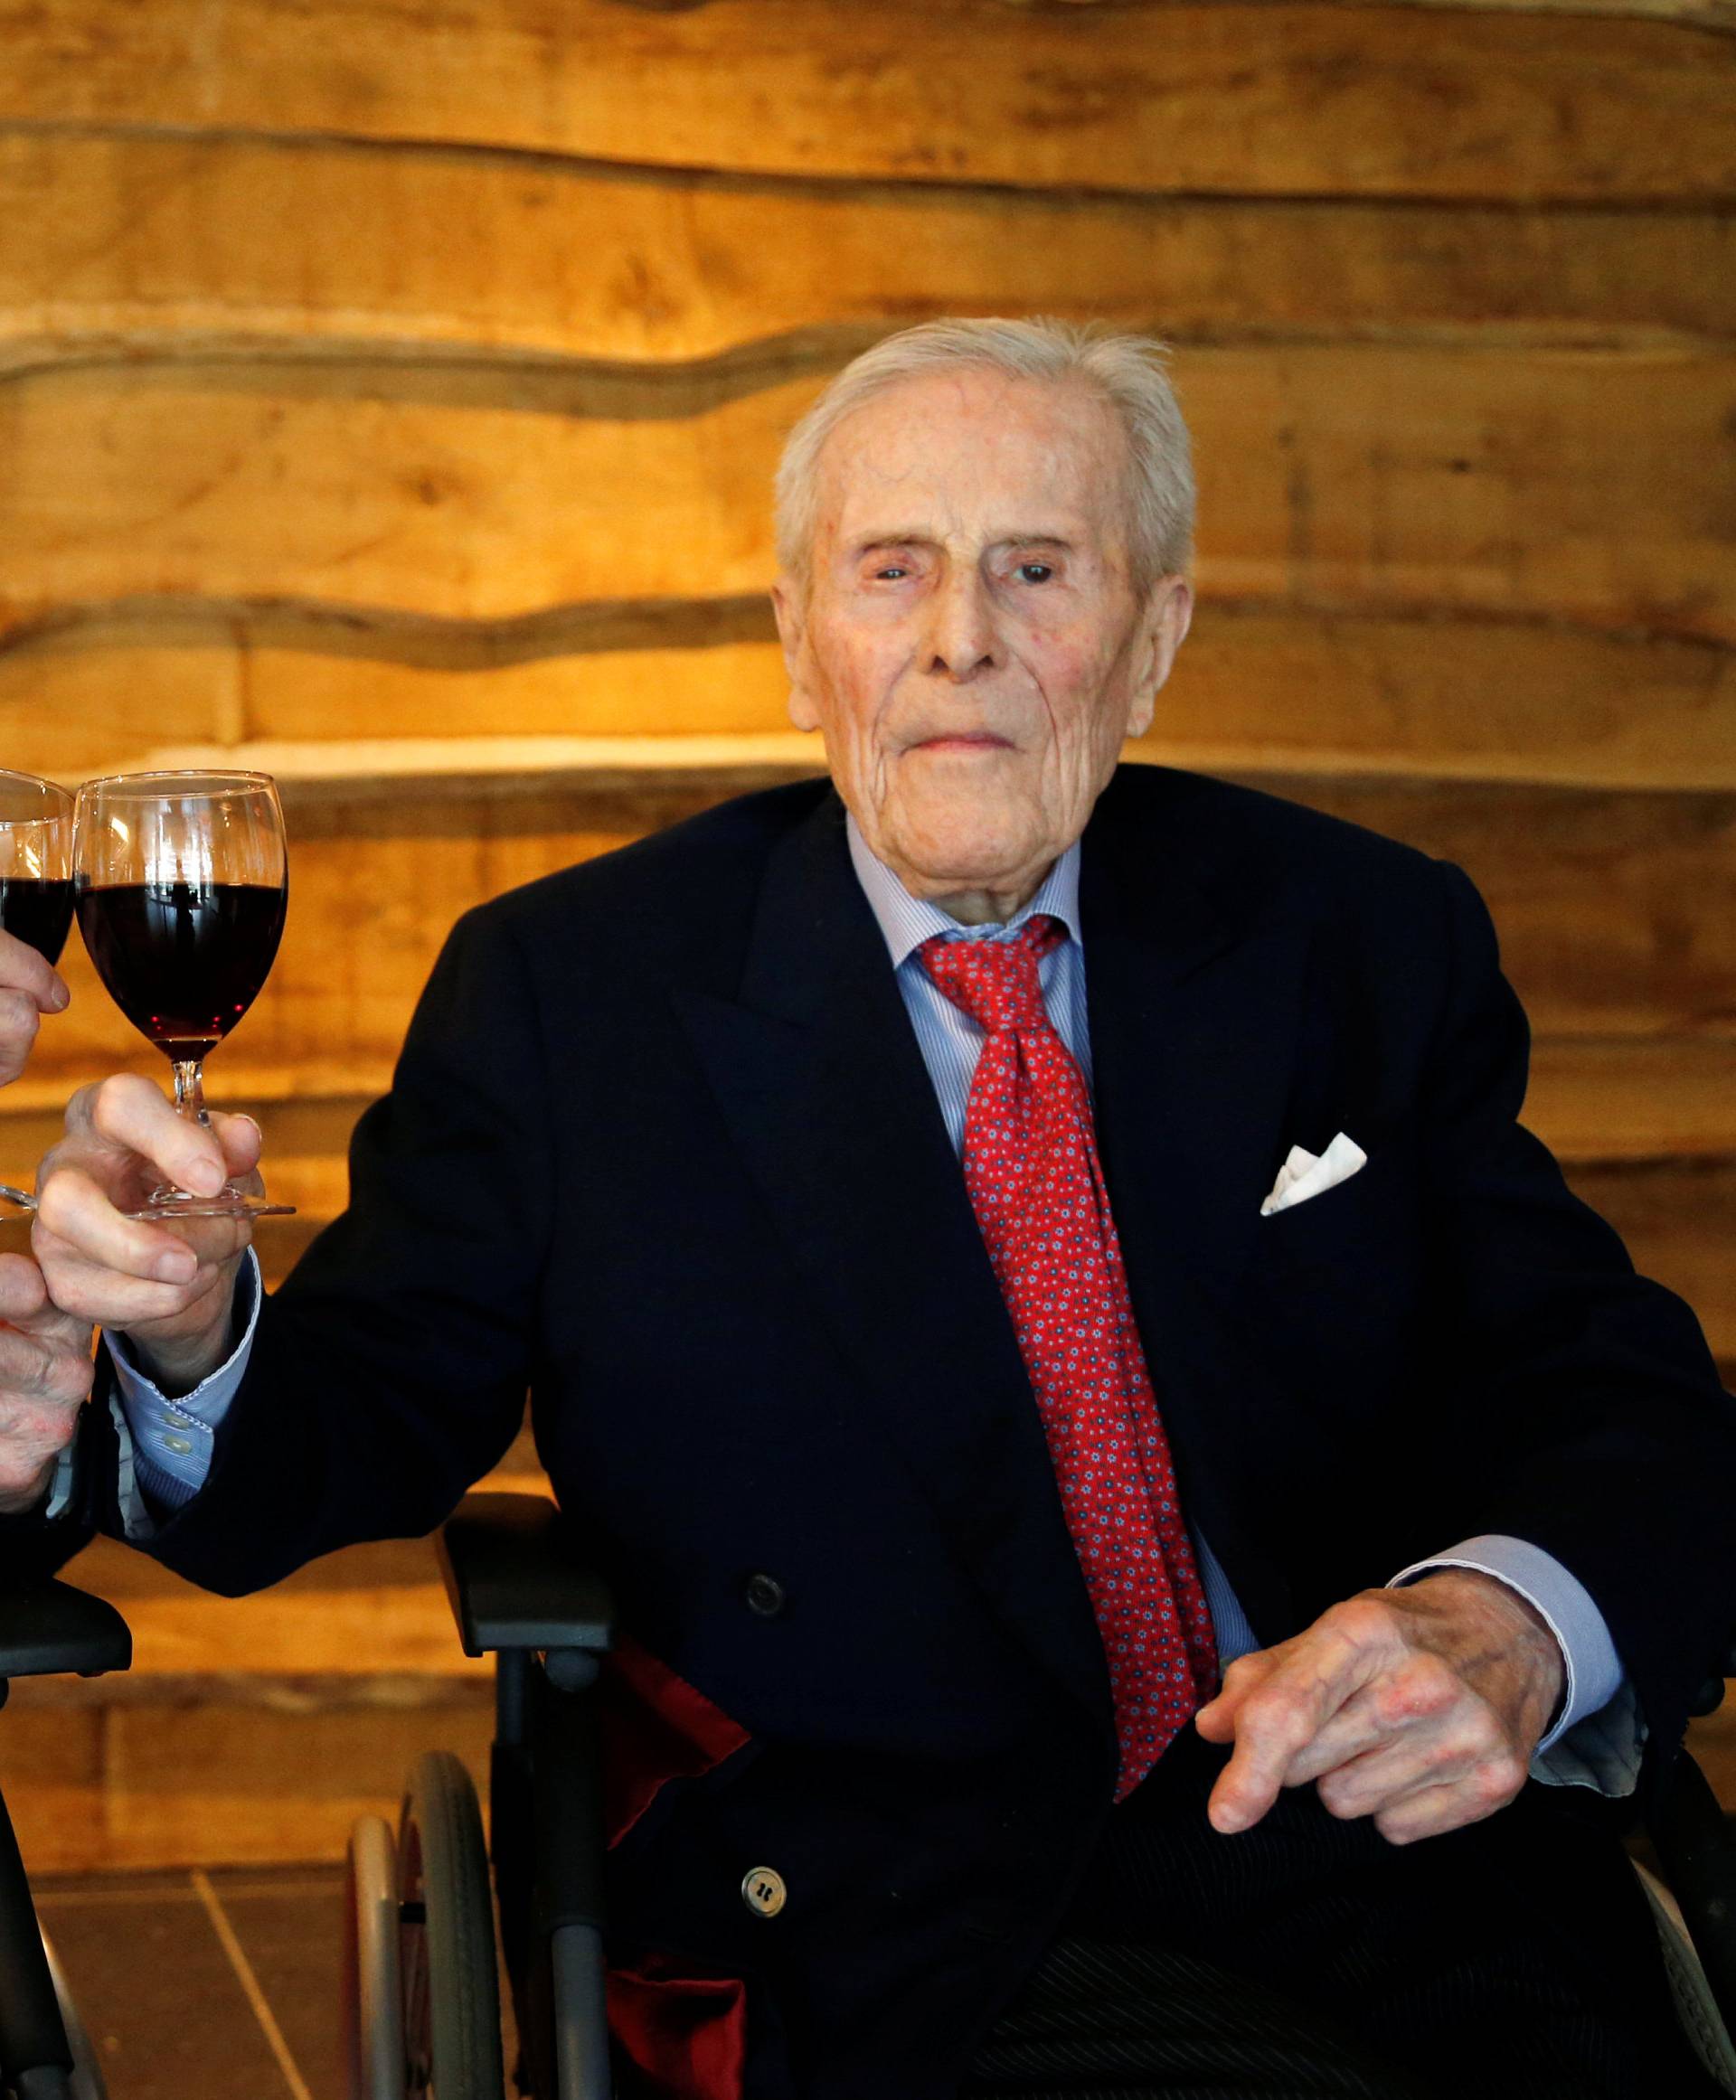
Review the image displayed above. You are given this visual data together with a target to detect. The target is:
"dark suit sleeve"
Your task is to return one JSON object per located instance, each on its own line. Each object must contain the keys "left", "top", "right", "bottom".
{"left": 120, "top": 902, "right": 556, "bottom": 1594}
{"left": 1423, "top": 859, "right": 1736, "bottom": 1775}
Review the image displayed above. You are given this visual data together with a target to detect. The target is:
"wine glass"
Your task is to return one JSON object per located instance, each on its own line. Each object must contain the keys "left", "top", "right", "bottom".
{"left": 0, "top": 772, "right": 76, "bottom": 1214}
{"left": 0, "top": 770, "right": 75, "bottom": 966}
{"left": 73, "top": 770, "right": 296, "bottom": 1222}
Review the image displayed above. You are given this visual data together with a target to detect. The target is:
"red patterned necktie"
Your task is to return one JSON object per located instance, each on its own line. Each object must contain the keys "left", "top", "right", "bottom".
{"left": 920, "top": 914, "right": 1218, "bottom": 1800}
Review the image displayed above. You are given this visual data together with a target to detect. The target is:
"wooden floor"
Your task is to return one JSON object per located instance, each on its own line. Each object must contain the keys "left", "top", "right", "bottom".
{"left": 40, "top": 1864, "right": 350, "bottom": 2100}
{"left": 35, "top": 1818, "right": 1736, "bottom": 2099}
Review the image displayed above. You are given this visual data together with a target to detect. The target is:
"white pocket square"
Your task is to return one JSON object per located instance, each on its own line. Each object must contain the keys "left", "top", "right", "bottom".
{"left": 1260, "top": 1132, "right": 1368, "bottom": 1217}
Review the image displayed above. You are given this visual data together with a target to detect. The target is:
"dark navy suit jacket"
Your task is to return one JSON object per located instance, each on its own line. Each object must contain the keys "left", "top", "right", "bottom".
{"left": 45, "top": 767, "right": 1736, "bottom": 2094}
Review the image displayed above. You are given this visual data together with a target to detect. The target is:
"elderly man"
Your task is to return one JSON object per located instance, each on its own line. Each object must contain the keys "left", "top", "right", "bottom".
{"left": 14, "top": 320, "right": 1736, "bottom": 2098}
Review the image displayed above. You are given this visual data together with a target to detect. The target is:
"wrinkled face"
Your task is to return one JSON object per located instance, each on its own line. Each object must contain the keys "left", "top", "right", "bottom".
{"left": 774, "top": 367, "right": 1192, "bottom": 916}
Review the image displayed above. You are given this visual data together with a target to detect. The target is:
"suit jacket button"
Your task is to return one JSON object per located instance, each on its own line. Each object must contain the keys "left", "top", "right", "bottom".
{"left": 743, "top": 1572, "right": 786, "bottom": 1617}
{"left": 741, "top": 1866, "right": 787, "bottom": 1918}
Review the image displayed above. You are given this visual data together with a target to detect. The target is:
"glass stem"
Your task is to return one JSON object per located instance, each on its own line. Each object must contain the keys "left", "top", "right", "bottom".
{"left": 171, "top": 1058, "right": 212, "bottom": 1129}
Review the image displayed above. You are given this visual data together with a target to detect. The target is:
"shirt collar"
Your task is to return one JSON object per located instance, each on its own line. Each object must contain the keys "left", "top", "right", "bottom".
{"left": 845, "top": 810, "right": 1083, "bottom": 971}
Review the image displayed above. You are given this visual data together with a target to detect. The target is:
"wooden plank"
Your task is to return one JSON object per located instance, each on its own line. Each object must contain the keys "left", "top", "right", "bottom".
{"left": 1, "top": 2, "right": 1731, "bottom": 204}
{"left": 14, "top": 1039, "right": 1736, "bottom": 1316}
{"left": 59, "top": 1702, "right": 490, "bottom": 1871}
{"left": 1526, "top": 1038, "right": 1736, "bottom": 1163}
{"left": 5, "top": 608, "right": 1735, "bottom": 794}
{"left": 1564, "top": 1157, "right": 1736, "bottom": 1364}
{"left": 0, "top": 772, "right": 1727, "bottom": 1098}
{"left": 0, "top": 622, "right": 800, "bottom": 786}
{"left": 0, "top": 1707, "right": 105, "bottom": 1872}
{"left": 5, "top": 131, "right": 1734, "bottom": 376}
{"left": 9, "top": 1035, "right": 1732, "bottom": 1323}
{"left": 1054, "top": 0, "right": 1736, "bottom": 24}
{"left": 6, "top": 1035, "right": 1733, "bottom": 1177}
{"left": 1166, "top": 611, "right": 1736, "bottom": 791}
{"left": 1264, "top": 775, "right": 1736, "bottom": 1038}
{"left": 5, "top": 346, "right": 1735, "bottom": 645}
{"left": 1690, "top": 1702, "right": 1736, "bottom": 1811}
{"left": 39, "top": 1533, "right": 487, "bottom": 1684}
{"left": 1183, "top": 349, "right": 1736, "bottom": 646}
{"left": 0, "top": 1695, "right": 488, "bottom": 1869}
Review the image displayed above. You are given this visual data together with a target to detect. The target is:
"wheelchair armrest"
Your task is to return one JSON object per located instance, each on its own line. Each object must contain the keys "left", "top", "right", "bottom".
{"left": 438, "top": 1493, "right": 614, "bottom": 1660}
{"left": 0, "top": 1580, "right": 130, "bottom": 1681}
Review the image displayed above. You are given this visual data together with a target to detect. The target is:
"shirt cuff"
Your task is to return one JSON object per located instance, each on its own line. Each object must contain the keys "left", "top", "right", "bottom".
{"left": 106, "top": 1250, "right": 261, "bottom": 1505}
{"left": 42, "top": 1444, "right": 77, "bottom": 1523}
{"left": 1387, "top": 1533, "right": 1626, "bottom": 1756}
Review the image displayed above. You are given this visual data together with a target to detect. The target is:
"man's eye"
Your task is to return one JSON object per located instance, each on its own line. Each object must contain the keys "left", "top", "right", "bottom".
{"left": 1015, "top": 561, "right": 1055, "bottom": 584}
{"left": 873, "top": 565, "right": 910, "bottom": 581}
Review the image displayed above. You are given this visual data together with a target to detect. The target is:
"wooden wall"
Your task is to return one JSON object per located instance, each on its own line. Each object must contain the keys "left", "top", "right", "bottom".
{"left": 1, "top": 0, "right": 1732, "bottom": 1862}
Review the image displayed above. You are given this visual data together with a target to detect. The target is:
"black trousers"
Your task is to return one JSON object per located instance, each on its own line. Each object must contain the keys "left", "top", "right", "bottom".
{"left": 964, "top": 1727, "right": 1720, "bottom": 2099}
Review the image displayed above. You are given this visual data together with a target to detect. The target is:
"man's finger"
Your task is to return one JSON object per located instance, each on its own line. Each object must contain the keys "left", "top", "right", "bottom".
{"left": 0, "top": 989, "right": 42, "bottom": 1083}
{"left": 0, "top": 930, "right": 69, "bottom": 1012}
{"left": 1194, "top": 1650, "right": 1278, "bottom": 1742}
{"left": 1280, "top": 1654, "right": 1467, "bottom": 1786}
{"left": 1310, "top": 1720, "right": 1493, "bottom": 1822}
{"left": 1371, "top": 1760, "right": 1525, "bottom": 1846}
{"left": 1276, "top": 1691, "right": 1392, "bottom": 1788}
{"left": 35, "top": 1168, "right": 202, "bottom": 1286}
{"left": 1205, "top": 1628, "right": 1370, "bottom": 1833}
{"left": 211, "top": 1111, "right": 264, "bottom": 1183}
{"left": 87, "top": 1076, "right": 227, "bottom": 1197}
{"left": 33, "top": 1220, "right": 238, "bottom": 1333}
{"left": 0, "top": 1251, "right": 48, "bottom": 1323}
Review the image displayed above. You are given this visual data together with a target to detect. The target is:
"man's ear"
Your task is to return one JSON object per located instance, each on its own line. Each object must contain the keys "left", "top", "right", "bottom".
{"left": 1126, "top": 575, "right": 1194, "bottom": 739}
{"left": 771, "top": 576, "right": 822, "bottom": 733}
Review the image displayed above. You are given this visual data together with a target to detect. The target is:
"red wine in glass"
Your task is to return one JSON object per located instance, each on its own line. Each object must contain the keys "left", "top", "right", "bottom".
{"left": 0, "top": 771, "right": 75, "bottom": 965}
{"left": 76, "top": 882, "right": 287, "bottom": 1061}
{"left": 74, "top": 770, "right": 295, "bottom": 1222}
{"left": 0, "top": 878, "right": 74, "bottom": 967}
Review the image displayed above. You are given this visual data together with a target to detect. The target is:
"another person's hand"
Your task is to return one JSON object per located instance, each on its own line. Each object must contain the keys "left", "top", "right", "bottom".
{"left": 33, "top": 1076, "right": 263, "bottom": 1392}
{"left": 0, "top": 929, "right": 70, "bottom": 1085}
{"left": 0, "top": 1253, "right": 95, "bottom": 1514}
{"left": 1194, "top": 1569, "right": 1564, "bottom": 1845}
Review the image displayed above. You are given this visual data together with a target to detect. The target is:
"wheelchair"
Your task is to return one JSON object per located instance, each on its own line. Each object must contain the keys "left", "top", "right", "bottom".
{"left": 0, "top": 1509, "right": 1731, "bottom": 2100}
{"left": 0, "top": 1577, "right": 130, "bottom": 2099}
{"left": 344, "top": 1492, "right": 1736, "bottom": 2100}
{"left": 344, "top": 1494, "right": 616, "bottom": 2100}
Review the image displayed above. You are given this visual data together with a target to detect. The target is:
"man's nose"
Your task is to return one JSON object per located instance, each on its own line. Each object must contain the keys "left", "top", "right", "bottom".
{"left": 922, "top": 570, "right": 999, "bottom": 681}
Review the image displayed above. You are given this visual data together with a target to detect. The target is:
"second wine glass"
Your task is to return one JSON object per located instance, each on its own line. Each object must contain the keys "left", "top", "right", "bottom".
{"left": 0, "top": 769, "right": 75, "bottom": 966}
{"left": 74, "top": 770, "right": 295, "bottom": 1221}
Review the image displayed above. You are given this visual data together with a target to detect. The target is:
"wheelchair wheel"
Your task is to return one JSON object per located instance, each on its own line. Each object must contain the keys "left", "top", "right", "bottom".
{"left": 343, "top": 1813, "right": 405, "bottom": 2100}
{"left": 399, "top": 1750, "right": 505, "bottom": 2100}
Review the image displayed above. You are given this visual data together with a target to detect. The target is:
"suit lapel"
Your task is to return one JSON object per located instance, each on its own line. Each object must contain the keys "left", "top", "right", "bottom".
{"left": 1080, "top": 777, "right": 1312, "bottom": 1638}
{"left": 675, "top": 794, "right": 1111, "bottom": 1725}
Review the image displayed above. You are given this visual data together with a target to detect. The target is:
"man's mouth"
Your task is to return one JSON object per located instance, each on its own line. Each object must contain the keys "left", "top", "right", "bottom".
{"left": 909, "top": 733, "right": 1014, "bottom": 753}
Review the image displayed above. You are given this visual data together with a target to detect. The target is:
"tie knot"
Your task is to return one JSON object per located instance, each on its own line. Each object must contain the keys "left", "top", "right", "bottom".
{"left": 919, "top": 914, "right": 1065, "bottom": 1034}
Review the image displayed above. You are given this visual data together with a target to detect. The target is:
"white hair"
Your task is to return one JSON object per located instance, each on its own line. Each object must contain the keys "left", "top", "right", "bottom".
{"left": 773, "top": 316, "right": 1194, "bottom": 587}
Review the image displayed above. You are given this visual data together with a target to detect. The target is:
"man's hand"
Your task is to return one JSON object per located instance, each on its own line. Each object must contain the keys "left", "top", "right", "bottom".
{"left": 1194, "top": 1570, "right": 1565, "bottom": 1846}
{"left": 33, "top": 1076, "right": 262, "bottom": 1392}
{"left": 0, "top": 929, "right": 70, "bottom": 1085}
{"left": 0, "top": 1253, "right": 95, "bottom": 1514}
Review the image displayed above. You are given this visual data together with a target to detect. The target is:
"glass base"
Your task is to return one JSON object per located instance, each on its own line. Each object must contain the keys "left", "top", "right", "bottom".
{"left": 123, "top": 1183, "right": 296, "bottom": 1222}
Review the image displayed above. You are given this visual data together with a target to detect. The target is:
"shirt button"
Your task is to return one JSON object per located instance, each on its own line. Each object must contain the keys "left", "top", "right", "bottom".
{"left": 743, "top": 1572, "right": 787, "bottom": 1618}
{"left": 162, "top": 1434, "right": 193, "bottom": 1456}
{"left": 741, "top": 1866, "right": 787, "bottom": 1918}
